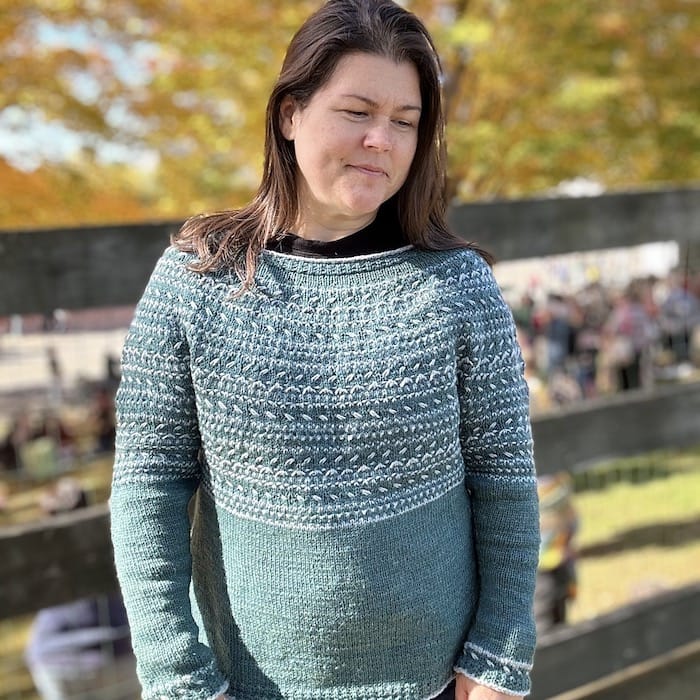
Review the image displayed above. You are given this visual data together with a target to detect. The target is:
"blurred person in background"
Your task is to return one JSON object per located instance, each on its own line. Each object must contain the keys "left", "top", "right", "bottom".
{"left": 571, "top": 283, "right": 610, "bottom": 399}
{"left": 0, "top": 410, "right": 32, "bottom": 472}
{"left": 603, "top": 282, "right": 657, "bottom": 391}
{"left": 24, "top": 478, "right": 139, "bottom": 700}
{"left": 535, "top": 473, "right": 579, "bottom": 634}
{"left": 92, "top": 384, "right": 117, "bottom": 454}
{"left": 542, "top": 293, "right": 575, "bottom": 377}
{"left": 658, "top": 269, "right": 700, "bottom": 366}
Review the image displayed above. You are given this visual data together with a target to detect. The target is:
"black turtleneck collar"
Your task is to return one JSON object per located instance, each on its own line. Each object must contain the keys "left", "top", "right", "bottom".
{"left": 265, "top": 205, "right": 407, "bottom": 259}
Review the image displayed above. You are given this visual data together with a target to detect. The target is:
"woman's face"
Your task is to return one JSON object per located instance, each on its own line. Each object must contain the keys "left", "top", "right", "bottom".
{"left": 280, "top": 52, "right": 421, "bottom": 240}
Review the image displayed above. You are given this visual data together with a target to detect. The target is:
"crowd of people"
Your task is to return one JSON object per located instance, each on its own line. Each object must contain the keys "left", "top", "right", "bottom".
{"left": 510, "top": 268, "right": 700, "bottom": 412}
{"left": 0, "top": 384, "right": 116, "bottom": 476}
{"left": 517, "top": 268, "right": 700, "bottom": 633}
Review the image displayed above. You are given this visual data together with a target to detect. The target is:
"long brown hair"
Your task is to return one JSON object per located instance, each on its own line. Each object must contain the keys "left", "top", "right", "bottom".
{"left": 173, "top": 0, "right": 491, "bottom": 287}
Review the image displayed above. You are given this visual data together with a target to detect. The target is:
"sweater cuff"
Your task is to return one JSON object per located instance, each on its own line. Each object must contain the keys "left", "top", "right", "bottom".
{"left": 144, "top": 660, "right": 228, "bottom": 700}
{"left": 454, "top": 642, "right": 532, "bottom": 697}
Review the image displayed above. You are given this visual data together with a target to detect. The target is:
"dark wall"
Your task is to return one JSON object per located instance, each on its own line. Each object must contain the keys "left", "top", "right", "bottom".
{"left": 2, "top": 187, "right": 699, "bottom": 315}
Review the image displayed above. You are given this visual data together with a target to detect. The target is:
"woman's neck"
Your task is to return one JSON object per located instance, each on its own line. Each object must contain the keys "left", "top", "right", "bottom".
{"left": 291, "top": 205, "right": 377, "bottom": 242}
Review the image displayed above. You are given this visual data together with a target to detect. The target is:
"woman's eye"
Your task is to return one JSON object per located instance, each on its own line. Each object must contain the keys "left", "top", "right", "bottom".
{"left": 345, "top": 110, "right": 367, "bottom": 117}
{"left": 395, "top": 120, "right": 415, "bottom": 129}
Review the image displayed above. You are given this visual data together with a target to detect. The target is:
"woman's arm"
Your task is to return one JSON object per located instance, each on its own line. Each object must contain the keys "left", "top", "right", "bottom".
{"left": 110, "top": 249, "right": 228, "bottom": 700}
{"left": 454, "top": 256, "right": 540, "bottom": 697}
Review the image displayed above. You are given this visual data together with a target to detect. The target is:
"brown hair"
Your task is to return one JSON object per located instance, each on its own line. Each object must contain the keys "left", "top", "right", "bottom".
{"left": 173, "top": 0, "right": 491, "bottom": 288}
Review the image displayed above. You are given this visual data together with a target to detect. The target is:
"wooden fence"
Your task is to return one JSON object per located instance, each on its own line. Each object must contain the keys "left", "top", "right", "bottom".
{"left": 2, "top": 186, "right": 700, "bottom": 316}
{"left": 1, "top": 185, "right": 700, "bottom": 697}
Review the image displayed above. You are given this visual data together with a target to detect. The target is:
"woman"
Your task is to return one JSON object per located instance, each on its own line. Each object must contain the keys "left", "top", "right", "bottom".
{"left": 603, "top": 283, "right": 656, "bottom": 392}
{"left": 110, "top": 1, "right": 540, "bottom": 699}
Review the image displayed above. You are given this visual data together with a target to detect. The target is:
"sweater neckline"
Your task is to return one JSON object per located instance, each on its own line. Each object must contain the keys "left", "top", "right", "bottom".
{"left": 261, "top": 244, "right": 415, "bottom": 266}
{"left": 256, "top": 245, "right": 424, "bottom": 289}
{"left": 265, "top": 205, "right": 407, "bottom": 259}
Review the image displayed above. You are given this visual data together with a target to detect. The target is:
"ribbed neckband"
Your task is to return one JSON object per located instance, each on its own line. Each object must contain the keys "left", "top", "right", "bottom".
{"left": 257, "top": 245, "right": 436, "bottom": 290}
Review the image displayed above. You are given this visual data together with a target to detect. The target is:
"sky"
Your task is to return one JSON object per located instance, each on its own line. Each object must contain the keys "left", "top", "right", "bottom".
{"left": 0, "top": 17, "right": 159, "bottom": 172}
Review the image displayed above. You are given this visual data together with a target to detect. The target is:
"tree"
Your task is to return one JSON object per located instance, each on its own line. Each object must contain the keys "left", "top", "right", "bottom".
{"left": 410, "top": 0, "right": 700, "bottom": 199}
{"left": 0, "top": 0, "right": 318, "bottom": 227}
{"left": 0, "top": 0, "right": 698, "bottom": 228}
{"left": 0, "top": 156, "right": 150, "bottom": 228}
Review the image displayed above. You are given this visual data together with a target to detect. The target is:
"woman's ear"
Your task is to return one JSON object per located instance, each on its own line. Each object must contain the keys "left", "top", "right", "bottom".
{"left": 279, "top": 96, "right": 298, "bottom": 141}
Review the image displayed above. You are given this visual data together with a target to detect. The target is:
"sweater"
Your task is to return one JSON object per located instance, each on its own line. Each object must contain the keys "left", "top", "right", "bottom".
{"left": 110, "top": 244, "right": 539, "bottom": 700}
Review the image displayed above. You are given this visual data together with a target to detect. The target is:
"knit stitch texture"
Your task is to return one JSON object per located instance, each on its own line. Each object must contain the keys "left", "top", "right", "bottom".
{"left": 110, "top": 245, "right": 539, "bottom": 700}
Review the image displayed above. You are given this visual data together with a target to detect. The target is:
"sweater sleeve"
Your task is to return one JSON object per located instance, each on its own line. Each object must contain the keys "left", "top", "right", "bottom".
{"left": 109, "top": 249, "right": 228, "bottom": 700}
{"left": 454, "top": 258, "right": 539, "bottom": 697}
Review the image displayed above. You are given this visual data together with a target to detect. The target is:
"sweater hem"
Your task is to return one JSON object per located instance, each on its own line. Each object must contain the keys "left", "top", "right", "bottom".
{"left": 224, "top": 678, "right": 456, "bottom": 700}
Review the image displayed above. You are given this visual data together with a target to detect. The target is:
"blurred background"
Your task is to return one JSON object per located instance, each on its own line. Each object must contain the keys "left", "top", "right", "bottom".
{"left": 1, "top": 1, "right": 699, "bottom": 698}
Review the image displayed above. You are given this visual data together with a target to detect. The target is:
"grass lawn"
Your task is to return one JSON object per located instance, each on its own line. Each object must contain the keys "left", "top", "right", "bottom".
{"left": 568, "top": 445, "right": 700, "bottom": 623}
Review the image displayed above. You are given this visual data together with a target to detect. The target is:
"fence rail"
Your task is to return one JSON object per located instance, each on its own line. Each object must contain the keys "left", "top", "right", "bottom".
{"left": 1, "top": 186, "right": 699, "bottom": 316}
{"left": 531, "top": 583, "right": 700, "bottom": 699}
{"left": 532, "top": 381, "right": 700, "bottom": 475}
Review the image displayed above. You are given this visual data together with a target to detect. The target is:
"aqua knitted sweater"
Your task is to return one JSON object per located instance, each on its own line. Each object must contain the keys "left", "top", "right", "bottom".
{"left": 110, "top": 245, "right": 539, "bottom": 700}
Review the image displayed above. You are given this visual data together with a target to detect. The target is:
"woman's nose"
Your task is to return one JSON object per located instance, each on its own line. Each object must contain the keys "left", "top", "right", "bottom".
{"left": 363, "top": 122, "right": 393, "bottom": 151}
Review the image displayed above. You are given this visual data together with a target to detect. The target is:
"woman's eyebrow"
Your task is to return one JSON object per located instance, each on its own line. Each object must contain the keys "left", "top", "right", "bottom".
{"left": 339, "top": 94, "right": 422, "bottom": 112}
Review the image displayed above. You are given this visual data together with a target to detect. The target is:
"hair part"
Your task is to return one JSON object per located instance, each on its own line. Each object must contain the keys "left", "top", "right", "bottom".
{"left": 173, "top": 0, "right": 492, "bottom": 289}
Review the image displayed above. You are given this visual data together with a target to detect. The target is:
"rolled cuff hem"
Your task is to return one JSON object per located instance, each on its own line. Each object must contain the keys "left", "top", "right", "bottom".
{"left": 454, "top": 642, "right": 532, "bottom": 697}
{"left": 142, "top": 661, "right": 228, "bottom": 700}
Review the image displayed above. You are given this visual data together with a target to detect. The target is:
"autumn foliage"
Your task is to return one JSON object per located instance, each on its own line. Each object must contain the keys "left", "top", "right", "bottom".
{"left": 0, "top": 0, "right": 698, "bottom": 229}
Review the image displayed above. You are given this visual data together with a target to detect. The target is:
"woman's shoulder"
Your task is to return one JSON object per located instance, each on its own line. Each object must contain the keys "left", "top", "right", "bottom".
{"left": 156, "top": 244, "right": 200, "bottom": 274}
{"left": 422, "top": 246, "right": 497, "bottom": 291}
{"left": 136, "top": 246, "right": 217, "bottom": 321}
{"left": 148, "top": 245, "right": 214, "bottom": 293}
{"left": 421, "top": 247, "right": 513, "bottom": 326}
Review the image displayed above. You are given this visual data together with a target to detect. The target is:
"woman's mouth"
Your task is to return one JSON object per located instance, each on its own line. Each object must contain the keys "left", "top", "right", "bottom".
{"left": 351, "top": 164, "right": 387, "bottom": 177}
